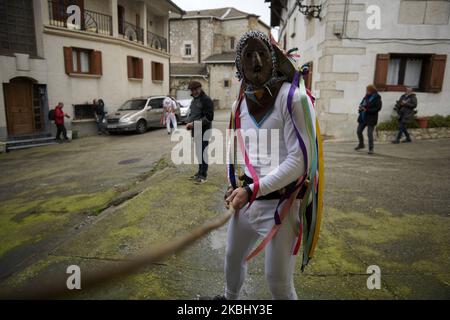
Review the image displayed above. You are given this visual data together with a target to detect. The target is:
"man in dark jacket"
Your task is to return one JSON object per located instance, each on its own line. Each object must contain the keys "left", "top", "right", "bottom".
{"left": 186, "top": 81, "right": 214, "bottom": 183}
{"left": 355, "top": 85, "right": 382, "bottom": 154}
{"left": 93, "top": 99, "right": 106, "bottom": 135}
{"left": 392, "top": 87, "right": 417, "bottom": 144}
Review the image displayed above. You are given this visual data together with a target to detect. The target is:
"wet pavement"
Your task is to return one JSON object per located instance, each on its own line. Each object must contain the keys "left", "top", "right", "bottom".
{"left": 0, "top": 110, "right": 449, "bottom": 299}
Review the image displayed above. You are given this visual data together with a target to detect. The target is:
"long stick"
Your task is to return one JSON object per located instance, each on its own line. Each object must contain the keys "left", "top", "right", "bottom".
{"left": 5, "top": 207, "right": 236, "bottom": 299}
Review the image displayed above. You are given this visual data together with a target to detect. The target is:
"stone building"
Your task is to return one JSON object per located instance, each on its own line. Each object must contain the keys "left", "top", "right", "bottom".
{"left": 169, "top": 7, "right": 271, "bottom": 109}
{"left": 267, "top": 0, "right": 449, "bottom": 140}
{"left": 0, "top": 0, "right": 183, "bottom": 146}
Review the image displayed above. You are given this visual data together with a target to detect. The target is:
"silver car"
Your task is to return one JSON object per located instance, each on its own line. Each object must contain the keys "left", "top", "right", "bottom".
{"left": 106, "top": 96, "right": 181, "bottom": 134}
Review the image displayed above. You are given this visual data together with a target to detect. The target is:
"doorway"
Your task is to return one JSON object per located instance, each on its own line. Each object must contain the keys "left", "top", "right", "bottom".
{"left": 3, "top": 78, "right": 47, "bottom": 137}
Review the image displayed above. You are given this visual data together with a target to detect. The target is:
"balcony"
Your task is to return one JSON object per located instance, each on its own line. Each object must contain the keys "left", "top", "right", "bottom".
{"left": 147, "top": 31, "right": 167, "bottom": 52}
{"left": 48, "top": 1, "right": 112, "bottom": 36}
{"left": 119, "top": 21, "right": 144, "bottom": 44}
{"left": 47, "top": 1, "right": 168, "bottom": 53}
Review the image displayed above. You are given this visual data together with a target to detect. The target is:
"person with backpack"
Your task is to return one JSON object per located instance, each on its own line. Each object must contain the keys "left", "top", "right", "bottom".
{"left": 392, "top": 87, "right": 417, "bottom": 144}
{"left": 53, "top": 102, "right": 70, "bottom": 142}
{"left": 209, "top": 31, "right": 319, "bottom": 300}
{"left": 355, "top": 84, "right": 382, "bottom": 154}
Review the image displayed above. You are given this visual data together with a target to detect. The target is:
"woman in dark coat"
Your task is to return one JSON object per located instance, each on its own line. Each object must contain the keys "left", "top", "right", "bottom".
{"left": 392, "top": 87, "right": 417, "bottom": 144}
{"left": 355, "top": 84, "right": 382, "bottom": 154}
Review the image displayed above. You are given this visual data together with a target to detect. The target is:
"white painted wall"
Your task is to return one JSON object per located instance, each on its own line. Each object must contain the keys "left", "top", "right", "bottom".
{"left": 277, "top": 0, "right": 450, "bottom": 140}
{"left": 0, "top": 0, "right": 173, "bottom": 140}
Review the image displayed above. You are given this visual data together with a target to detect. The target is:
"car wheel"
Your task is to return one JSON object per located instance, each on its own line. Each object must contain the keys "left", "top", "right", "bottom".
{"left": 136, "top": 120, "right": 147, "bottom": 134}
{"left": 176, "top": 115, "right": 180, "bottom": 124}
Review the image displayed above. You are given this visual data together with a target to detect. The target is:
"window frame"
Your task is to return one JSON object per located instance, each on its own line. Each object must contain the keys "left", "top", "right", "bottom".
{"left": 64, "top": 46, "right": 102, "bottom": 77}
{"left": 386, "top": 53, "right": 430, "bottom": 92}
{"left": 184, "top": 43, "right": 192, "bottom": 57}
{"left": 374, "top": 53, "right": 447, "bottom": 93}
{"left": 127, "top": 55, "right": 144, "bottom": 80}
{"left": 151, "top": 61, "right": 164, "bottom": 81}
{"left": 72, "top": 48, "right": 93, "bottom": 74}
{"left": 230, "top": 37, "right": 235, "bottom": 50}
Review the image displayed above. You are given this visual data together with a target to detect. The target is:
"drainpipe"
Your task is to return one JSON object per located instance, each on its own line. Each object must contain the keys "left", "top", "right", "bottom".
{"left": 197, "top": 19, "right": 201, "bottom": 64}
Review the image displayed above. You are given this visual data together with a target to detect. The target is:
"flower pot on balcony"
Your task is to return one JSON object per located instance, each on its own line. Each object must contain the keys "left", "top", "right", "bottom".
{"left": 416, "top": 117, "right": 428, "bottom": 129}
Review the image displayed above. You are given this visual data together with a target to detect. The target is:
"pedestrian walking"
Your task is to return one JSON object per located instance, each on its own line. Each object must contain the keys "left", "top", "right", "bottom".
{"left": 163, "top": 97, "right": 178, "bottom": 134}
{"left": 186, "top": 81, "right": 214, "bottom": 184}
{"left": 54, "top": 102, "right": 71, "bottom": 143}
{"left": 355, "top": 85, "right": 382, "bottom": 154}
{"left": 392, "top": 87, "right": 417, "bottom": 144}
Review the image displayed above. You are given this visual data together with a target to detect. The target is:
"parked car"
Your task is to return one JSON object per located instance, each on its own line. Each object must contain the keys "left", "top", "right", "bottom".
{"left": 177, "top": 98, "right": 192, "bottom": 124}
{"left": 106, "top": 96, "right": 181, "bottom": 134}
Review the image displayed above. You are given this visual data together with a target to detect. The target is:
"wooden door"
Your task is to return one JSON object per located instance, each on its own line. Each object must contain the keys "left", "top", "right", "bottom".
{"left": 118, "top": 5, "right": 125, "bottom": 34}
{"left": 4, "top": 79, "right": 35, "bottom": 136}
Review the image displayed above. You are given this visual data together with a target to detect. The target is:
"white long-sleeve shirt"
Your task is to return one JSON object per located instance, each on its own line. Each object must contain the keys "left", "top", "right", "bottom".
{"left": 232, "top": 82, "right": 315, "bottom": 197}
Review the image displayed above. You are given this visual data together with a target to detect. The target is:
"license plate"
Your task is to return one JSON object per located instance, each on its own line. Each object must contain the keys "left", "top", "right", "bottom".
{"left": 108, "top": 125, "right": 117, "bottom": 129}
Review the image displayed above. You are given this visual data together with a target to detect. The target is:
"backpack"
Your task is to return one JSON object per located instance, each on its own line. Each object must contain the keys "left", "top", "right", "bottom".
{"left": 48, "top": 109, "right": 55, "bottom": 121}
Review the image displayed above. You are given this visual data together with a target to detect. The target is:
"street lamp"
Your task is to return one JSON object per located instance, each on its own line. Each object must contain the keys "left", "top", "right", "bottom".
{"left": 296, "top": 0, "right": 322, "bottom": 20}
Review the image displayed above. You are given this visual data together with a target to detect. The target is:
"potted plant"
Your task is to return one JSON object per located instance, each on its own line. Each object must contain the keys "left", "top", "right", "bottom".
{"left": 416, "top": 117, "right": 428, "bottom": 129}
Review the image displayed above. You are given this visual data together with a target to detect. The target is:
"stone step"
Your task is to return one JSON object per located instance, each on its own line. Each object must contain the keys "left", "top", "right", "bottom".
{"left": 6, "top": 141, "right": 58, "bottom": 151}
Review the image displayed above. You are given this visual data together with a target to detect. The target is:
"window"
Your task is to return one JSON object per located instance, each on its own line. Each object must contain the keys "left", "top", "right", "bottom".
{"left": 73, "top": 104, "right": 96, "bottom": 120}
{"left": 230, "top": 37, "right": 235, "bottom": 50}
{"left": 152, "top": 62, "right": 164, "bottom": 81}
{"left": 127, "top": 56, "right": 143, "bottom": 79}
{"left": 63, "top": 47, "right": 102, "bottom": 76}
{"left": 374, "top": 53, "right": 447, "bottom": 92}
{"left": 185, "top": 44, "right": 192, "bottom": 56}
{"left": 0, "top": 0, "right": 37, "bottom": 56}
{"left": 224, "top": 80, "right": 230, "bottom": 88}
{"left": 72, "top": 49, "right": 90, "bottom": 73}
{"left": 149, "top": 98, "right": 164, "bottom": 108}
{"left": 118, "top": 100, "right": 147, "bottom": 111}
{"left": 118, "top": 5, "right": 125, "bottom": 34}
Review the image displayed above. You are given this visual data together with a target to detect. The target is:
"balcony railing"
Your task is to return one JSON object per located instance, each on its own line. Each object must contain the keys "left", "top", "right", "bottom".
{"left": 120, "top": 21, "right": 144, "bottom": 44}
{"left": 48, "top": 0, "right": 112, "bottom": 36}
{"left": 147, "top": 31, "right": 167, "bottom": 52}
{"left": 47, "top": 1, "right": 167, "bottom": 52}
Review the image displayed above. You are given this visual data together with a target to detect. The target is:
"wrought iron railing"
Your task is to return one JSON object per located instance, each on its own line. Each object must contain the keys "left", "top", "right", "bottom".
{"left": 120, "top": 21, "right": 144, "bottom": 44}
{"left": 48, "top": 1, "right": 112, "bottom": 36}
{"left": 147, "top": 31, "right": 167, "bottom": 52}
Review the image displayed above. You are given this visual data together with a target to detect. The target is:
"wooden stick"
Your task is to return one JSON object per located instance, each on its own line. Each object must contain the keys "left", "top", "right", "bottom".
{"left": 4, "top": 207, "right": 236, "bottom": 299}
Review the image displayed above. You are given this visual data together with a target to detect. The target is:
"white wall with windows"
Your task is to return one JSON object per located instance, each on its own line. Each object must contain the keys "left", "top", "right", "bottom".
{"left": 42, "top": 32, "right": 170, "bottom": 123}
{"left": 276, "top": 0, "right": 450, "bottom": 140}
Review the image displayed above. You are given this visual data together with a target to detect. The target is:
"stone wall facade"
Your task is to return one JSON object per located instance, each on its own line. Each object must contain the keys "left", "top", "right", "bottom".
{"left": 376, "top": 128, "right": 450, "bottom": 142}
{"left": 170, "top": 13, "right": 270, "bottom": 109}
{"left": 277, "top": 0, "right": 450, "bottom": 141}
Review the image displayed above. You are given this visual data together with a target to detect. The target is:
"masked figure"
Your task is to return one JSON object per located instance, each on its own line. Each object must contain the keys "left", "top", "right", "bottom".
{"left": 217, "top": 30, "right": 322, "bottom": 300}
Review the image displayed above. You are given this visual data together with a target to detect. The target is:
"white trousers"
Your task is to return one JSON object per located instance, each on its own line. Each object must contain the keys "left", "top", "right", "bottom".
{"left": 166, "top": 113, "right": 177, "bottom": 133}
{"left": 225, "top": 199, "right": 301, "bottom": 300}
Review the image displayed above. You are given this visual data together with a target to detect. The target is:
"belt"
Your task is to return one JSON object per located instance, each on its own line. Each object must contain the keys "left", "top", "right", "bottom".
{"left": 240, "top": 175, "right": 306, "bottom": 200}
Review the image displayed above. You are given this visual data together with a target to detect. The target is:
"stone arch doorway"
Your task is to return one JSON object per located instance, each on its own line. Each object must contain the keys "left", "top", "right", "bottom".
{"left": 3, "top": 77, "right": 48, "bottom": 137}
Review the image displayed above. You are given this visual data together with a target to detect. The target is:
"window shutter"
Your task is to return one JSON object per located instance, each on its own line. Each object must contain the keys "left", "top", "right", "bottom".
{"left": 428, "top": 54, "right": 446, "bottom": 93}
{"left": 91, "top": 51, "right": 102, "bottom": 75}
{"left": 63, "top": 47, "right": 73, "bottom": 74}
{"left": 127, "top": 56, "right": 133, "bottom": 78}
{"left": 158, "top": 63, "right": 164, "bottom": 81}
{"left": 151, "top": 62, "right": 156, "bottom": 80}
{"left": 374, "top": 54, "right": 389, "bottom": 91}
{"left": 137, "top": 58, "right": 144, "bottom": 79}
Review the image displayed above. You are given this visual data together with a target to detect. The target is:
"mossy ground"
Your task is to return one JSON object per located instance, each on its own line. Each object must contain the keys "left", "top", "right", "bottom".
{"left": 1, "top": 125, "right": 449, "bottom": 299}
